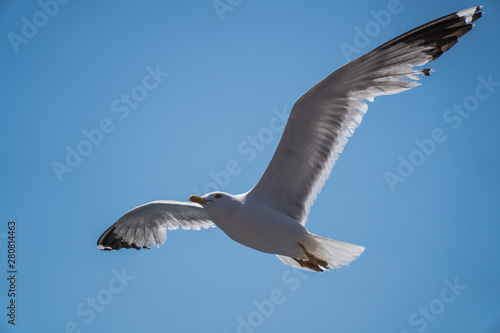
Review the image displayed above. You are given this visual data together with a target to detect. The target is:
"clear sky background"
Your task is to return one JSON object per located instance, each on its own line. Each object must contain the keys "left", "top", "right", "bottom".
{"left": 1, "top": 1, "right": 499, "bottom": 332}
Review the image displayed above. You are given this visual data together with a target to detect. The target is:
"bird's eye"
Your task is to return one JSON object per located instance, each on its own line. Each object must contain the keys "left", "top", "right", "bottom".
{"left": 214, "top": 193, "right": 222, "bottom": 199}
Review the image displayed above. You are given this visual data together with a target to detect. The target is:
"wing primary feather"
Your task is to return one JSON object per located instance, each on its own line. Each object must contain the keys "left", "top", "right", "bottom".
{"left": 249, "top": 6, "right": 482, "bottom": 225}
{"left": 97, "top": 200, "right": 214, "bottom": 251}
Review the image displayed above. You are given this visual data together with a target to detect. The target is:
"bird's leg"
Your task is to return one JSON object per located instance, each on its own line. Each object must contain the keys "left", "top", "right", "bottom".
{"left": 293, "top": 243, "right": 329, "bottom": 272}
{"left": 298, "top": 243, "right": 329, "bottom": 268}
{"left": 293, "top": 258, "right": 324, "bottom": 272}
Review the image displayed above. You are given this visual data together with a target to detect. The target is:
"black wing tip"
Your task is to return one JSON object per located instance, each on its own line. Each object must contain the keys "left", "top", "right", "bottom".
{"left": 372, "top": 4, "right": 483, "bottom": 67}
{"left": 458, "top": 6, "right": 484, "bottom": 26}
{"left": 471, "top": 8, "right": 483, "bottom": 23}
{"left": 430, "top": 6, "right": 483, "bottom": 59}
{"left": 97, "top": 243, "right": 148, "bottom": 251}
{"left": 413, "top": 6, "right": 482, "bottom": 62}
{"left": 460, "top": 6, "right": 483, "bottom": 22}
{"left": 97, "top": 240, "right": 150, "bottom": 251}
{"left": 96, "top": 226, "right": 150, "bottom": 251}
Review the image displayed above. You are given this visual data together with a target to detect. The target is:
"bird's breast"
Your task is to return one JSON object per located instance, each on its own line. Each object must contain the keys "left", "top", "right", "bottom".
{"left": 206, "top": 200, "right": 308, "bottom": 255}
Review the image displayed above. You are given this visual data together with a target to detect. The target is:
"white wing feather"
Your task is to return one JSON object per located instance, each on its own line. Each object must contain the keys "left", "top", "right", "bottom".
{"left": 97, "top": 201, "right": 214, "bottom": 250}
{"left": 249, "top": 6, "right": 482, "bottom": 225}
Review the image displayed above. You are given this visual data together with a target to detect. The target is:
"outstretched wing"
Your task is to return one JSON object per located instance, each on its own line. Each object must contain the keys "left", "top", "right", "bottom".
{"left": 249, "top": 6, "right": 482, "bottom": 225}
{"left": 97, "top": 200, "right": 215, "bottom": 250}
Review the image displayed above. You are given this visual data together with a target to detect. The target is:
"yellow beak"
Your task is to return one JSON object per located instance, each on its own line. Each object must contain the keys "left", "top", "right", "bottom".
{"left": 189, "top": 195, "right": 209, "bottom": 205}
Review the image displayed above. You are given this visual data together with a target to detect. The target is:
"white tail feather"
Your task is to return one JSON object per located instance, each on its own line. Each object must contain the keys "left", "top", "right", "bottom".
{"left": 277, "top": 234, "right": 365, "bottom": 272}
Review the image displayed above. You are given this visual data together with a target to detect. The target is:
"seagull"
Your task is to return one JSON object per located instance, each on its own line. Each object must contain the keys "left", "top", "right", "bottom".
{"left": 97, "top": 7, "right": 482, "bottom": 272}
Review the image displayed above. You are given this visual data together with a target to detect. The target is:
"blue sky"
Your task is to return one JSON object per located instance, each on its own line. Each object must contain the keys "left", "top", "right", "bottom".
{"left": 1, "top": 1, "right": 499, "bottom": 332}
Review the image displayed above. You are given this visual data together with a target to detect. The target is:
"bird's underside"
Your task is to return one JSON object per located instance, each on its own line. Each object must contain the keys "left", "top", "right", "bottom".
{"left": 97, "top": 7, "right": 482, "bottom": 272}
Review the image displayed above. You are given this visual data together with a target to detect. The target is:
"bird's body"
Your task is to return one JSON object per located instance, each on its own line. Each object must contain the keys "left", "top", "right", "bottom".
{"left": 202, "top": 192, "right": 308, "bottom": 256}
{"left": 195, "top": 191, "right": 364, "bottom": 271}
{"left": 97, "top": 6, "right": 482, "bottom": 272}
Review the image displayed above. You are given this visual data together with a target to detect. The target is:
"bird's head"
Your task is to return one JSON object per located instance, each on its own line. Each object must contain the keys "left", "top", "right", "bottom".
{"left": 189, "top": 192, "right": 234, "bottom": 208}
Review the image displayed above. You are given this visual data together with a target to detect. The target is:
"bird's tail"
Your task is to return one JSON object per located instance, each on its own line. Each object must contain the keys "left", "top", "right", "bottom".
{"left": 276, "top": 233, "right": 365, "bottom": 272}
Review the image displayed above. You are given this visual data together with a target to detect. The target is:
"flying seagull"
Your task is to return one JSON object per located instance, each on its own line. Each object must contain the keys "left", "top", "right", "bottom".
{"left": 97, "top": 7, "right": 482, "bottom": 272}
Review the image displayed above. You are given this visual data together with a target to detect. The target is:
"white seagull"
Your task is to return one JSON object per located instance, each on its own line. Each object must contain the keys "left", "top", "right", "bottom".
{"left": 98, "top": 7, "right": 482, "bottom": 272}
